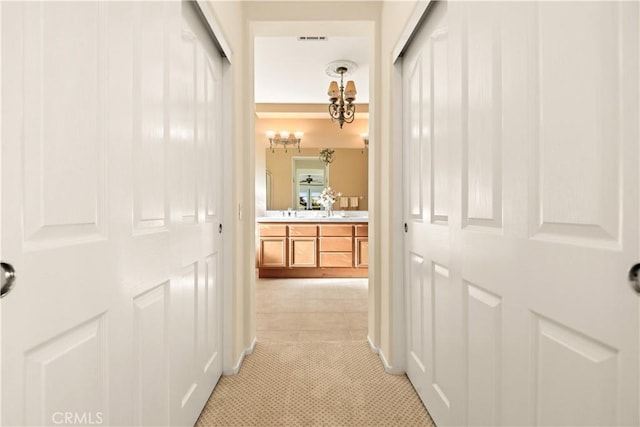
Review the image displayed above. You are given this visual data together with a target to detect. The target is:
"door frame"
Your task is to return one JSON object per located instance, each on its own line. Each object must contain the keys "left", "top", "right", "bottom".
{"left": 0, "top": 2, "right": 3, "bottom": 421}
{"left": 250, "top": 18, "right": 377, "bottom": 356}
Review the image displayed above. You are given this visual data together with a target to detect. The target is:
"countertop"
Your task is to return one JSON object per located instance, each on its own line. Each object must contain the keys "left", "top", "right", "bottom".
{"left": 256, "top": 215, "right": 368, "bottom": 223}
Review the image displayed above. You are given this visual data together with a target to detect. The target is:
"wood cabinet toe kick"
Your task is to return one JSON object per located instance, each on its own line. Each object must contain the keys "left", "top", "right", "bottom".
{"left": 257, "top": 221, "right": 368, "bottom": 278}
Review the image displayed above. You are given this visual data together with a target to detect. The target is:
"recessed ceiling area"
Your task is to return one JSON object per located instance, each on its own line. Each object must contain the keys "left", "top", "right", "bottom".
{"left": 254, "top": 36, "right": 370, "bottom": 105}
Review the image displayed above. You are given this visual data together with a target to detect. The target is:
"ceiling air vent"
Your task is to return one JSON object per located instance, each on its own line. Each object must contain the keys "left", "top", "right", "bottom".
{"left": 297, "top": 36, "right": 327, "bottom": 41}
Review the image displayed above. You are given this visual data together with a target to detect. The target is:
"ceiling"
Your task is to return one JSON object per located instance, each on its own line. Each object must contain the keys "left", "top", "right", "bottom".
{"left": 254, "top": 36, "right": 370, "bottom": 105}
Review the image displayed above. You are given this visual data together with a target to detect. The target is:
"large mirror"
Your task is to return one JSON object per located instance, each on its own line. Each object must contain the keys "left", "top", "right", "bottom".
{"left": 266, "top": 147, "right": 368, "bottom": 211}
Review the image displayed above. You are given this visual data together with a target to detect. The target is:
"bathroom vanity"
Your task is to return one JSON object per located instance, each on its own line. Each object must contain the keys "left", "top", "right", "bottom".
{"left": 256, "top": 216, "right": 368, "bottom": 278}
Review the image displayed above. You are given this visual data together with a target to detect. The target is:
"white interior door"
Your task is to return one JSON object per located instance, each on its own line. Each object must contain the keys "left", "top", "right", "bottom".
{"left": 403, "top": 2, "right": 464, "bottom": 425}
{"left": 403, "top": 1, "right": 639, "bottom": 426}
{"left": 1, "top": 2, "right": 224, "bottom": 426}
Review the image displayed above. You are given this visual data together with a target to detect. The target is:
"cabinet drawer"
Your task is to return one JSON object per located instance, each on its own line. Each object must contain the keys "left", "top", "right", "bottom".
{"left": 355, "top": 225, "right": 368, "bottom": 237}
{"left": 319, "top": 252, "right": 353, "bottom": 267}
{"left": 319, "top": 224, "right": 353, "bottom": 237}
{"left": 319, "top": 237, "right": 352, "bottom": 252}
{"left": 259, "top": 224, "right": 287, "bottom": 237}
{"left": 289, "top": 224, "right": 317, "bottom": 237}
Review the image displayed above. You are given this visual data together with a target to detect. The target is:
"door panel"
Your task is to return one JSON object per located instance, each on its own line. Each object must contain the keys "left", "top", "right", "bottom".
{"left": 431, "top": 30, "right": 449, "bottom": 224}
{"left": 403, "top": 1, "right": 639, "bottom": 426}
{"left": 466, "top": 283, "right": 501, "bottom": 426}
{"left": 132, "top": 2, "right": 167, "bottom": 232}
{"left": 23, "top": 2, "right": 106, "bottom": 246}
{"left": 533, "top": 315, "right": 618, "bottom": 426}
{"left": 533, "top": 2, "right": 620, "bottom": 245}
{"left": 25, "top": 316, "right": 107, "bottom": 427}
{"left": 133, "top": 283, "right": 170, "bottom": 426}
{"left": 463, "top": 4, "right": 502, "bottom": 229}
{"left": 1, "top": 2, "right": 225, "bottom": 426}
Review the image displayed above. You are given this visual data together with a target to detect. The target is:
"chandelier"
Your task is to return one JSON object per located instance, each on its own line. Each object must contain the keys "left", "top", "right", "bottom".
{"left": 326, "top": 60, "right": 357, "bottom": 129}
{"left": 266, "top": 130, "right": 303, "bottom": 153}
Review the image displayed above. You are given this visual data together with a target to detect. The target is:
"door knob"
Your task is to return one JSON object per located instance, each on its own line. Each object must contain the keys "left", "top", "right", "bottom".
{"left": 628, "top": 263, "right": 640, "bottom": 294}
{"left": 1, "top": 262, "right": 16, "bottom": 298}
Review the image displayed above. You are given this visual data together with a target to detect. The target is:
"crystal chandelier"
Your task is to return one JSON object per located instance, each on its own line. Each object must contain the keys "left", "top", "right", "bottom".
{"left": 326, "top": 61, "right": 357, "bottom": 129}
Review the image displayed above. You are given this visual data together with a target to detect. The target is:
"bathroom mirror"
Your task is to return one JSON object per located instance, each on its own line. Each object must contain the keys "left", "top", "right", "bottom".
{"left": 293, "top": 157, "right": 327, "bottom": 210}
{"left": 265, "top": 147, "right": 368, "bottom": 211}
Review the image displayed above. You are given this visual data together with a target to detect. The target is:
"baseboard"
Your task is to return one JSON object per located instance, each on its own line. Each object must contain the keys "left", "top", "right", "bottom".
{"left": 223, "top": 336, "right": 257, "bottom": 376}
{"left": 367, "top": 335, "right": 380, "bottom": 354}
{"left": 378, "top": 348, "right": 405, "bottom": 375}
{"left": 368, "top": 335, "right": 404, "bottom": 375}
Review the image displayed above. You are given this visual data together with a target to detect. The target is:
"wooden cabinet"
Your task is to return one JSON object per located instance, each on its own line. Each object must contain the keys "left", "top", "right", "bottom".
{"left": 355, "top": 225, "right": 368, "bottom": 268}
{"left": 257, "top": 222, "right": 368, "bottom": 278}
{"left": 319, "top": 225, "right": 353, "bottom": 267}
{"left": 259, "top": 238, "right": 287, "bottom": 267}
{"left": 258, "top": 224, "right": 287, "bottom": 268}
{"left": 355, "top": 238, "right": 368, "bottom": 267}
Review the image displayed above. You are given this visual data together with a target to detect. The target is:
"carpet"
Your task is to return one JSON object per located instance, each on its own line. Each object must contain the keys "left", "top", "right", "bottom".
{"left": 195, "top": 341, "right": 435, "bottom": 426}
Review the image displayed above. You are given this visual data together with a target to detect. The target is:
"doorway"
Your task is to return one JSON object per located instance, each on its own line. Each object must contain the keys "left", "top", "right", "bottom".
{"left": 252, "top": 22, "right": 374, "bottom": 346}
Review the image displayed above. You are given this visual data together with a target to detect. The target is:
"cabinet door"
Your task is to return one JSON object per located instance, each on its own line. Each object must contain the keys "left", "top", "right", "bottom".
{"left": 289, "top": 237, "right": 317, "bottom": 267}
{"left": 356, "top": 238, "right": 368, "bottom": 267}
{"left": 259, "top": 238, "right": 287, "bottom": 267}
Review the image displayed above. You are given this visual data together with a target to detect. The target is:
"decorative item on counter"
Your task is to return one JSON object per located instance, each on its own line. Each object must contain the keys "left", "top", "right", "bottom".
{"left": 319, "top": 148, "right": 335, "bottom": 165}
{"left": 318, "top": 187, "right": 341, "bottom": 216}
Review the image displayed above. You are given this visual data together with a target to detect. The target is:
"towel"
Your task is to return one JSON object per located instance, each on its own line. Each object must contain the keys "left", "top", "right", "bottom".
{"left": 350, "top": 197, "right": 359, "bottom": 208}
{"left": 339, "top": 197, "right": 349, "bottom": 208}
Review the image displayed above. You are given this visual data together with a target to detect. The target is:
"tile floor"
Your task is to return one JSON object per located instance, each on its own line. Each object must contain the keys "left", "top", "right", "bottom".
{"left": 256, "top": 278, "right": 369, "bottom": 343}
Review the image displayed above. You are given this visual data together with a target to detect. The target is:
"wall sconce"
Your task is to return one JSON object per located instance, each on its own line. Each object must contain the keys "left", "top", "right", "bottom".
{"left": 361, "top": 133, "right": 369, "bottom": 153}
{"left": 267, "top": 130, "right": 303, "bottom": 153}
{"left": 319, "top": 148, "right": 335, "bottom": 165}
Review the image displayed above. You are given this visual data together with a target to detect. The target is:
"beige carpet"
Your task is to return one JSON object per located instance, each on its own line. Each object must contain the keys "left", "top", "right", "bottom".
{"left": 195, "top": 341, "right": 435, "bottom": 426}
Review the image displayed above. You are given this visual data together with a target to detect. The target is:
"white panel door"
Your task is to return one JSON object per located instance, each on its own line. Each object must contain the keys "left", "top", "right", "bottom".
{"left": 168, "top": 3, "right": 224, "bottom": 426}
{"left": 403, "top": 3, "right": 464, "bottom": 426}
{"left": 1, "top": 2, "right": 224, "bottom": 426}
{"left": 403, "top": 1, "right": 639, "bottom": 426}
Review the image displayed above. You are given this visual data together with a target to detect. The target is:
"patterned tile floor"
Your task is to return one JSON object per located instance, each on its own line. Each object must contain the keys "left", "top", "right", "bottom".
{"left": 256, "top": 278, "right": 368, "bottom": 343}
